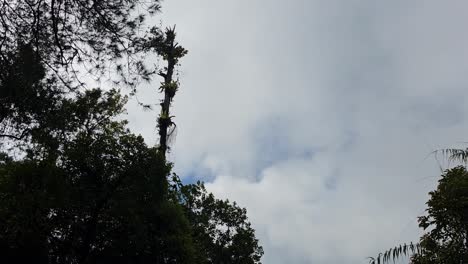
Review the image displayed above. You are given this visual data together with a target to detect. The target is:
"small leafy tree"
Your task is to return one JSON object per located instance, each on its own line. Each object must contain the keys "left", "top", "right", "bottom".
{"left": 370, "top": 166, "right": 468, "bottom": 264}
{"left": 171, "top": 180, "right": 264, "bottom": 264}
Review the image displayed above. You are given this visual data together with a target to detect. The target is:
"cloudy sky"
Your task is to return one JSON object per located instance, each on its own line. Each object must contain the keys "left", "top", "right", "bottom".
{"left": 126, "top": 1, "right": 468, "bottom": 263}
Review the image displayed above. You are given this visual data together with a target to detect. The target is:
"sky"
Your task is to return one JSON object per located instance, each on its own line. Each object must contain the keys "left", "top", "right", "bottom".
{"left": 126, "top": 1, "right": 468, "bottom": 263}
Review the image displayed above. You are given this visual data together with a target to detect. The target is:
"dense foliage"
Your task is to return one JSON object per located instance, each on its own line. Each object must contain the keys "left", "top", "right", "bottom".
{"left": 0, "top": 79, "right": 263, "bottom": 264}
{"left": 0, "top": 0, "right": 161, "bottom": 84}
{"left": 0, "top": 89, "right": 196, "bottom": 263}
{"left": 0, "top": 0, "right": 167, "bottom": 140}
{"left": 0, "top": 1, "right": 263, "bottom": 263}
{"left": 370, "top": 166, "right": 468, "bottom": 264}
{"left": 174, "top": 181, "right": 264, "bottom": 264}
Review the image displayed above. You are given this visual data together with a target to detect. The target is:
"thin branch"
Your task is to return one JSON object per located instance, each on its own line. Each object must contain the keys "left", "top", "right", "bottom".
{"left": 0, "top": 129, "right": 30, "bottom": 140}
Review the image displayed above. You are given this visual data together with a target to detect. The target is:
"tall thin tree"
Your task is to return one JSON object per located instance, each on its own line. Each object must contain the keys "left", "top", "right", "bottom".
{"left": 153, "top": 27, "right": 187, "bottom": 158}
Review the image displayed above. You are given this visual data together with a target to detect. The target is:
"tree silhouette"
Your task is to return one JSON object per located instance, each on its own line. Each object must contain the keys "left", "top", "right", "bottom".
{"left": 0, "top": 1, "right": 264, "bottom": 263}
{"left": 0, "top": 0, "right": 161, "bottom": 87}
{"left": 370, "top": 166, "right": 468, "bottom": 264}
{"left": 141, "top": 26, "right": 187, "bottom": 158}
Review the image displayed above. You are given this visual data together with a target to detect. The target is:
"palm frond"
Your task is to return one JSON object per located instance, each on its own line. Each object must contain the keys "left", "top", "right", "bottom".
{"left": 436, "top": 148, "right": 468, "bottom": 163}
{"left": 369, "top": 242, "right": 420, "bottom": 264}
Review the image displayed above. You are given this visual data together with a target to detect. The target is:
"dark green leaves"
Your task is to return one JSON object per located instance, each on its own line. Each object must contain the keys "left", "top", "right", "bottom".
{"left": 0, "top": 86, "right": 264, "bottom": 263}
{"left": 370, "top": 166, "right": 468, "bottom": 264}
{"left": 174, "top": 181, "right": 264, "bottom": 264}
{"left": 1, "top": 2, "right": 264, "bottom": 263}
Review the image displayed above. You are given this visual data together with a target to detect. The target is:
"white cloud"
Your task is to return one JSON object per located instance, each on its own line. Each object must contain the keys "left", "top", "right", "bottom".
{"left": 126, "top": 1, "right": 468, "bottom": 263}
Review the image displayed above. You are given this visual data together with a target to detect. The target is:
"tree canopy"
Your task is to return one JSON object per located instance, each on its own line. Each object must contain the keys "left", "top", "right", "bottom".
{"left": 370, "top": 166, "right": 468, "bottom": 264}
{"left": 0, "top": 1, "right": 263, "bottom": 263}
{"left": 1, "top": 0, "right": 161, "bottom": 84}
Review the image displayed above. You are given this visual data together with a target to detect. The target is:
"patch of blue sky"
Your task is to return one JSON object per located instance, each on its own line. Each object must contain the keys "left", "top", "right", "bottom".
{"left": 180, "top": 171, "right": 202, "bottom": 185}
{"left": 324, "top": 168, "right": 341, "bottom": 191}
{"left": 178, "top": 155, "right": 217, "bottom": 185}
{"left": 251, "top": 116, "right": 317, "bottom": 178}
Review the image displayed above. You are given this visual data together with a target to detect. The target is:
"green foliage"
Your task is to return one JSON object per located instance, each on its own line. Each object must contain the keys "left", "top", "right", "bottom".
{"left": 171, "top": 180, "right": 264, "bottom": 264}
{"left": 142, "top": 27, "right": 188, "bottom": 67}
{"left": 412, "top": 166, "right": 468, "bottom": 263}
{"left": 368, "top": 243, "right": 422, "bottom": 264}
{"left": 1, "top": 2, "right": 263, "bottom": 263}
{"left": 370, "top": 166, "right": 468, "bottom": 264}
{"left": 160, "top": 81, "right": 179, "bottom": 97}
{"left": 0, "top": 160, "right": 63, "bottom": 260}
{"left": 0, "top": 84, "right": 263, "bottom": 263}
{"left": 0, "top": 89, "right": 197, "bottom": 263}
{"left": 0, "top": 43, "right": 56, "bottom": 140}
{"left": 0, "top": 0, "right": 163, "bottom": 88}
{"left": 153, "top": 27, "right": 187, "bottom": 156}
{"left": 439, "top": 148, "right": 468, "bottom": 163}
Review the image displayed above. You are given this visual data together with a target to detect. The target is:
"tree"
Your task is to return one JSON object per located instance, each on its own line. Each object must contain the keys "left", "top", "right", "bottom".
{"left": 369, "top": 166, "right": 468, "bottom": 264}
{"left": 0, "top": 0, "right": 163, "bottom": 141}
{"left": 1, "top": 2, "right": 264, "bottom": 263}
{"left": 0, "top": 0, "right": 161, "bottom": 85}
{"left": 171, "top": 180, "right": 264, "bottom": 264}
{"left": 440, "top": 148, "right": 468, "bottom": 163}
{"left": 146, "top": 27, "right": 264, "bottom": 262}
{"left": 0, "top": 86, "right": 264, "bottom": 263}
{"left": 140, "top": 26, "right": 187, "bottom": 158}
{"left": 0, "top": 89, "right": 197, "bottom": 263}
